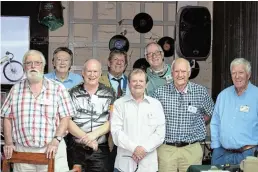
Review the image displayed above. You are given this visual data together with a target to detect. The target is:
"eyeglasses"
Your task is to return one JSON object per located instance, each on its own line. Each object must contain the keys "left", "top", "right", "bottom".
{"left": 117, "top": 155, "right": 139, "bottom": 172}
{"left": 24, "top": 61, "right": 43, "bottom": 66}
{"left": 146, "top": 51, "right": 162, "bottom": 58}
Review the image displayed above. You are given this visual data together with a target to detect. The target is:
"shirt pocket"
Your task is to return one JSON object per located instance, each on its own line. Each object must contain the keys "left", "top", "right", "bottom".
{"left": 145, "top": 113, "right": 157, "bottom": 126}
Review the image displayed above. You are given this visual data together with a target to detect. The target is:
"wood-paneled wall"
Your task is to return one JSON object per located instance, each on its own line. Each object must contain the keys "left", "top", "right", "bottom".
{"left": 212, "top": 1, "right": 258, "bottom": 100}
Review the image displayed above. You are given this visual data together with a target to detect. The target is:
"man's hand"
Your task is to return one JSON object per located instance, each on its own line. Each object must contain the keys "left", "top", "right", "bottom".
{"left": 87, "top": 140, "right": 98, "bottom": 151}
{"left": 132, "top": 154, "right": 140, "bottom": 163}
{"left": 76, "top": 132, "right": 97, "bottom": 145}
{"left": 3, "top": 144, "right": 15, "bottom": 159}
{"left": 45, "top": 139, "right": 59, "bottom": 159}
{"left": 133, "top": 146, "right": 147, "bottom": 161}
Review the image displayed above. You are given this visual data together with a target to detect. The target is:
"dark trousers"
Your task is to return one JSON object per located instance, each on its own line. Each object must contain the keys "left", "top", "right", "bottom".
{"left": 108, "top": 145, "right": 117, "bottom": 172}
{"left": 64, "top": 134, "right": 74, "bottom": 170}
{"left": 72, "top": 142, "right": 109, "bottom": 172}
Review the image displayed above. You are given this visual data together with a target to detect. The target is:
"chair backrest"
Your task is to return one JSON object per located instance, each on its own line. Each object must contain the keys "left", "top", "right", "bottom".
{"left": 2, "top": 151, "right": 54, "bottom": 172}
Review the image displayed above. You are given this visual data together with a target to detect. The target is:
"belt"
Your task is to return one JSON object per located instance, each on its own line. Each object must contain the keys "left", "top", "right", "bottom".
{"left": 225, "top": 145, "right": 257, "bottom": 153}
{"left": 165, "top": 141, "right": 198, "bottom": 147}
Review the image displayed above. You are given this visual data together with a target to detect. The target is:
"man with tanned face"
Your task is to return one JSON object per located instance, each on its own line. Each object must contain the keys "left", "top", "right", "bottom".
{"left": 152, "top": 58, "right": 214, "bottom": 172}
{"left": 68, "top": 59, "right": 115, "bottom": 172}
{"left": 211, "top": 58, "right": 258, "bottom": 165}
{"left": 144, "top": 42, "right": 173, "bottom": 96}
{"left": 99, "top": 50, "right": 130, "bottom": 172}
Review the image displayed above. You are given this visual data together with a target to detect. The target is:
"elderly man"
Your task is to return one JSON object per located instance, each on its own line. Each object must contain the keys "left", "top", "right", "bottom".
{"left": 68, "top": 59, "right": 115, "bottom": 172}
{"left": 45, "top": 47, "right": 83, "bottom": 89}
{"left": 210, "top": 58, "right": 258, "bottom": 165}
{"left": 145, "top": 42, "right": 172, "bottom": 96}
{"left": 45, "top": 47, "right": 83, "bottom": 169}
{"left": 111, "top": 69, "right": 165, "bottom": 172}
{"left": 152, "top": 58, "right": 214, "bottom": 172}
{"left": 99, "top": 50, "right": 130, "bottom": 172}
{"left": 1, "top": 50, "right": 79, "bottom": 172}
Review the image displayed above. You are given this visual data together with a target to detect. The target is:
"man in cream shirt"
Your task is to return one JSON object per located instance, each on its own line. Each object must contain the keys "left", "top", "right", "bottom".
{"left": 111, "top": 69, "right": 165, "bottom": 172}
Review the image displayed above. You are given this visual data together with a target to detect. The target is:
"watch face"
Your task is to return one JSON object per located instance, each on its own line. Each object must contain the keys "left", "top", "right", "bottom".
{"left": 55, "top": 136, "right": 62, "bottom": 141}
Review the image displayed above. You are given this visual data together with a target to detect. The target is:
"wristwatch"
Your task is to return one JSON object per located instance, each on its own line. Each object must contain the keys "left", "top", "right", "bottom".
{"left": 54, "top": 136, "right": 62, "bottom": 142}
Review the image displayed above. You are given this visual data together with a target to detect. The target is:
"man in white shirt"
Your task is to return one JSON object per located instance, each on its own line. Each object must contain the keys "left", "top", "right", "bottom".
{"left": 111, "top": 69, "right": 165, "bottom": 172}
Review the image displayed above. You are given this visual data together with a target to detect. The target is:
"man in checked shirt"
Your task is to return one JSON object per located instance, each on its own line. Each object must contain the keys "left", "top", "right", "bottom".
{"left": 1, "top": 50, "right": 96, "bottom": 172}
{"left": 152, "top": 58, "right": 214, "bottom": 172}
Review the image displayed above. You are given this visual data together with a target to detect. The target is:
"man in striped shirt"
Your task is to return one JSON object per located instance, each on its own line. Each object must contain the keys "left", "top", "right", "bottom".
{"left": 1, "top": 50, "right": 91, "bottom": 172}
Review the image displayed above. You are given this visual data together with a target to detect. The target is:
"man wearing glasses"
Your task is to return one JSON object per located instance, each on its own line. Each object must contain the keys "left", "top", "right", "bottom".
{"left": 99, "top": 50, "right": 130, "bottom": 172}
{"left": 111, "top": 69, "right": 165, "bottom": 172}
{"left": 144, "top": 42, "right": 173, "bottom": 96}
{"left": 45, "top": 47, "right": 83, "bottom": 169}
{"left": 1, "top": 50, "right": 91, "bottom": 172}
{"left": 45, "top": 47, "right": 83, "bottom": 89}
{"left": 152, "top": 58, "right": 214, "bottom": 172}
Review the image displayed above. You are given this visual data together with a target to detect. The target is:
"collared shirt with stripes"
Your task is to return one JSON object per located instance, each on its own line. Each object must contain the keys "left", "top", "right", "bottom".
{"left": 152, "top": 82, "right": 214, "bottom": 143}
{"left": 1, "top": 77, "right": 76, "bottom": 147}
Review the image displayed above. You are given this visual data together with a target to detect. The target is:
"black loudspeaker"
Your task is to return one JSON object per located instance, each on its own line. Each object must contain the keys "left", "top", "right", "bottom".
{"left": 176, "top": 6, "right": 211, "bottom": 60}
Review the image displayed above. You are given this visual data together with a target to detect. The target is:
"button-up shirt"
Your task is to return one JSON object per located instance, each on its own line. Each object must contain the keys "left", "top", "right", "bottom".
{"left": 45, "top": 71, "right": 83, "bottom": 89}
{"left": 211, "top": 82, "right": 258, "bottom": 149}
{"left": 108, "top": 73, "right": 130, "bottom": 97}
{"left": 152, "top": 81, "right": 214, "bottom": 143}
{"left": 1, "top": 77, "right": 76, "bottom": 147}
{"left": 111, "top": 94, "right": 165, "bottom": 172}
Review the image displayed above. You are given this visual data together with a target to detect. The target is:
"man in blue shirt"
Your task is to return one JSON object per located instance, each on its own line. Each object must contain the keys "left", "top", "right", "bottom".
{"left": 45, "top": 47, "right": 83, "bottom": 169}
{"left": 45, "top": 47, "right": 83, "bottom": 89}
{"left": 210, "top": 58, "right": 258, "bottom": 165}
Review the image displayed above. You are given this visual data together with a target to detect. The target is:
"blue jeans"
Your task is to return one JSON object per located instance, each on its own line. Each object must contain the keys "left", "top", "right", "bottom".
{"left": 211, "top": 146, "right": 258, "bottom": 165}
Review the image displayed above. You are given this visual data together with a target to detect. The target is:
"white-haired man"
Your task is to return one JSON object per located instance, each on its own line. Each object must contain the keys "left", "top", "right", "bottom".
{"left": 1, "top": 50, "right": 93, "bottom": 172}
{"left": 211, "top": 58, "right": 258, "bottom": 165}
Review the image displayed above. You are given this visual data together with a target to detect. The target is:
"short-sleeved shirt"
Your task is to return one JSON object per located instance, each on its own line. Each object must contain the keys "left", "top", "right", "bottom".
{"left": 152, "top": 81, "right": 214, "bottom": 143}
{"left": 69, "top": 83, "right": 115, "bottom": 144}
{"left": 1, "top": 77, "right": 77, "bottom": 147}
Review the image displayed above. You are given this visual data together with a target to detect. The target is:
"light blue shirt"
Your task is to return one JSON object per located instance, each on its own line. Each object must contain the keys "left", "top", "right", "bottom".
{"left": 108, "top": 73, "right": 130, "bottom": 97}
{"left": 210, "top": 82, "right": 258, "bottom": 149}
{"left": 45, "top": 71, "right": 83, "bottom": 89}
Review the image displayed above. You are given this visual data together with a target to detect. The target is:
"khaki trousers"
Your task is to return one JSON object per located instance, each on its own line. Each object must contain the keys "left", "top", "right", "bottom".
{"left": 13, "top": 139, "right": 68, "bottom": 172}
{"left": 158, "top": 142, "right": 203, "bottom": 172}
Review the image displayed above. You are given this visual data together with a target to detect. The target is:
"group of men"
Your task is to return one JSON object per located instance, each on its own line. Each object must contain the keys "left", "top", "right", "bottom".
{"left": 1, "top": 42, "right": 258, "bottom": 172}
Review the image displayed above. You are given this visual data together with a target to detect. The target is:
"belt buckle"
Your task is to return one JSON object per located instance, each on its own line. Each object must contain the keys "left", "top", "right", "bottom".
{"left": 175, "top": 142, "right": 182, "bottom": 147}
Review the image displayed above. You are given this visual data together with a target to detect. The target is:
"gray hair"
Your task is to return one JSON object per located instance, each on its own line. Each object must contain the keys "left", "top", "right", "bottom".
{"left": 22, "top": 50, "right": 46, "bottom": 67}
{"left": 230, "top": 58, "right": 251, "bottom": 74}
{"left": 171, "top": 58, "right": 191, "bottom": 75}
{"left": 144, "top": 42, "right": 164, "bottom": 56}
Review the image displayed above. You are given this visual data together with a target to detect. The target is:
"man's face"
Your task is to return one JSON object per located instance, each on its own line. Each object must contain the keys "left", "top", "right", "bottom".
{"left": 108, "top": 54, "right": 126, "bottom": 76}
{"left": 24, "top": 54, "right": 44, "bottom": 83}
{"left": 53, "top": 51, "right": 72, "bottom": 73}
{"left": 129, "top": 73, "right": 146, "bottom": 96}
{"left": 145, "top": 44, "right": 164, "bottom": 69}
{"left": 231, "top": 64, "right": 250, "bottom": 91}
{"left": 82, "top": 62, "right": 101, "bottom": 86}
{"left": 172, "top": 60, "right": 190, "bottom": 89}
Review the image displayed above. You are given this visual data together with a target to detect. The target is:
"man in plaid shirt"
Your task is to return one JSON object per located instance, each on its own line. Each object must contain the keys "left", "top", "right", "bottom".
{"left": 152, "top": 58, "right": 214, "bottom": 172}
{"left": 1, "top": 50, "right": 91, "bottom": 172}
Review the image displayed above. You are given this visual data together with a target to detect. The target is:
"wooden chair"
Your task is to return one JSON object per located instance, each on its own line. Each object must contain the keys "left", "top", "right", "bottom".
{"left": 2, "top": 151, "right": 54, "bottom": 172}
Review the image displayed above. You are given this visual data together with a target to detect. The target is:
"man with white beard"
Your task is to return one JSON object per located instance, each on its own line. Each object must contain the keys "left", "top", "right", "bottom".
{"left": 1, "top": 50, "right": 95, "bottom": 172}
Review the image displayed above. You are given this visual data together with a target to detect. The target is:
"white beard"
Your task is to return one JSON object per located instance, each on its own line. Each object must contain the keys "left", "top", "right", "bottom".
{"left": 26, "top": 69, "right": 43, "bottom": 84}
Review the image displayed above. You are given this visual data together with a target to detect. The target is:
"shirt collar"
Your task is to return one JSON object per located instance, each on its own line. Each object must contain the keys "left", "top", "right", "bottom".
{"left": 123, "top": 94, "right": 150, "bottom": 103}
{"left": 170, "top": 82, "right": 192, "bottom": 94}
{"left": 54, "top": 71, "right": 72, "bottom": 82}
{"left": 108, "top": 72, "right": 125, "bottom": 80}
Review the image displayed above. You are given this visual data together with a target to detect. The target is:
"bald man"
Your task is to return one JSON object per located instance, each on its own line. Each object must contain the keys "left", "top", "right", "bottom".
{"left": 151, "top": 58, "right": 214, "bottom": 172}
{"left": 67, "top": 59, "right": 115, "bottom": 172}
